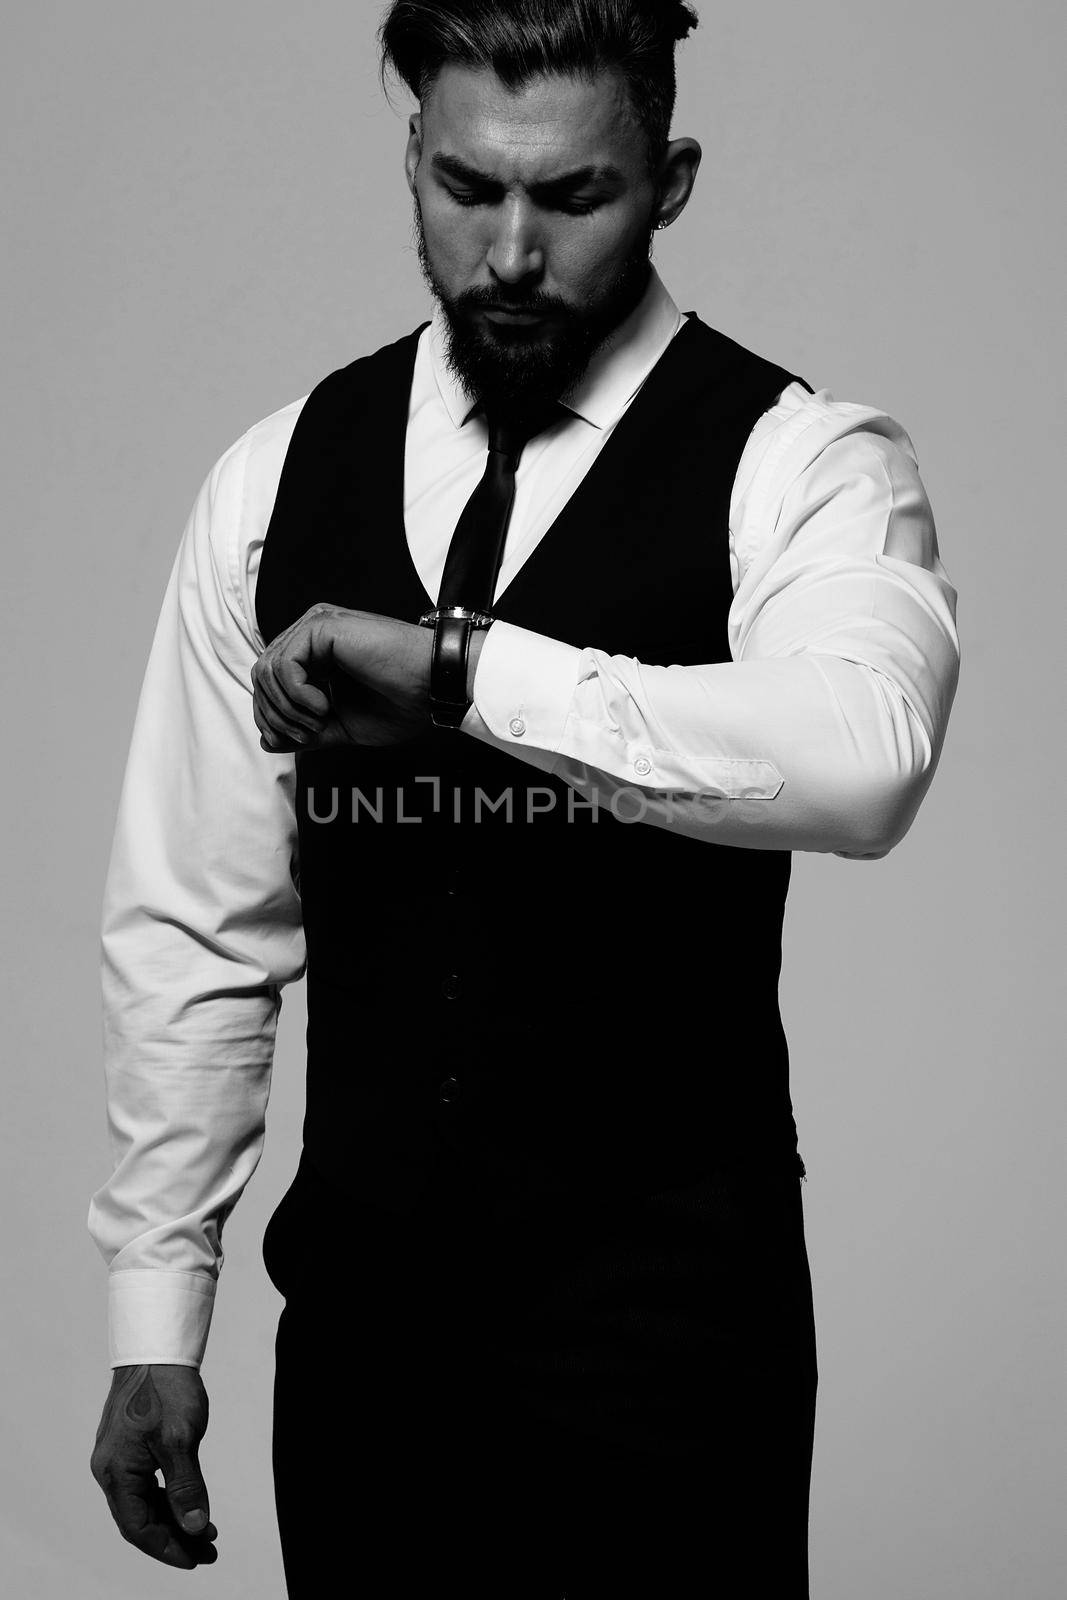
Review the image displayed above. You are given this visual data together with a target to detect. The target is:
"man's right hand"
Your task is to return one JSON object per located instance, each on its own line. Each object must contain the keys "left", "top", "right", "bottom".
{"left": 90, "top": 1364, "right": 219, "bottom": 1568}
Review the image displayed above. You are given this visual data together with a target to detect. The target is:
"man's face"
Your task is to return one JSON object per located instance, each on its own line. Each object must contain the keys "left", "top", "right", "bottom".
{"left": 406, "top": 63, "right": 661, "bottom": 413}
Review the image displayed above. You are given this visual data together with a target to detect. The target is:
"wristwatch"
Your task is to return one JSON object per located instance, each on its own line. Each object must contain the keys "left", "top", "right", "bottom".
{"left": 418, "top": 606, "right": 494, "bottom": 728}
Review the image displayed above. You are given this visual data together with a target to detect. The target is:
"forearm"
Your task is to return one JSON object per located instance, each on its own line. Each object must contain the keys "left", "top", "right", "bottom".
{"left": 465, "top": 631, "right": 934, "bottom": 854}
{"left": 90, "top": 979, "right": 283, "bottom": 1368}
{"left": 91, "top": 781, "right": 298, "bottom": 1369}
{"left": 462, "top": 418, "right": 960, "bottom": 857}
{"left": 465, "top": 553, "right": 958, "bottom": 855}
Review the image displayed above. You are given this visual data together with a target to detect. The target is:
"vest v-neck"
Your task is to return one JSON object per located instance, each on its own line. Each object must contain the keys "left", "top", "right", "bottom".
{"left": 255, "top": 309, "right": 810, "bottom": 663}
{"left": 397, "top": 318, "right": 702, "bottom": 616}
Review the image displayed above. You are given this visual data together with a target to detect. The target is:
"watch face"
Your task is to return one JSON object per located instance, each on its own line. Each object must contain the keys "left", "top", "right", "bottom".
{"left": 420, "top": 608, "right": 494, "bottom": 628}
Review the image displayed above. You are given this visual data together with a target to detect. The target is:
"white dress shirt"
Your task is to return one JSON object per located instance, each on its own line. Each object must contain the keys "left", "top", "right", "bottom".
{"left": 88, "top": 265, "right": 960, "bottom": 1369}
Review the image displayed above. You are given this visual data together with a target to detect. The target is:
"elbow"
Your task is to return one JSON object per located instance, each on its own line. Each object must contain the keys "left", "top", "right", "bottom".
{"left": 829, "top": 752, "right": 938, "bottom": 859}
{"left": 820, "top": 660, "right": 951, "bottom": 859}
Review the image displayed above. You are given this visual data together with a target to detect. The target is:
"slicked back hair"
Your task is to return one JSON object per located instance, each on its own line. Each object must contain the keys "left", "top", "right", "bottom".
{"left": 378, "top": 0, "right": 699, "bottom": 178}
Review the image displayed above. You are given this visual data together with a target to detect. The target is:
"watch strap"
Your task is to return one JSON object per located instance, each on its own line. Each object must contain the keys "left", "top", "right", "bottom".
{"left": 419, "top": 608, "right": 493, "bottom": 729}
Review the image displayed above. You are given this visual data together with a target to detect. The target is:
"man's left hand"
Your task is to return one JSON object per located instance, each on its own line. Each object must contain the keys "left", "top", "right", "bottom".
{"left": 251, "top": 604, "right": 433, "bottom": 751}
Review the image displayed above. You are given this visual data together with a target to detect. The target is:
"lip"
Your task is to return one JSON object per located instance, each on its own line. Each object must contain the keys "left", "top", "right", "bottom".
{"left": 483, "top": 307, "right": 550, "bottom": 325}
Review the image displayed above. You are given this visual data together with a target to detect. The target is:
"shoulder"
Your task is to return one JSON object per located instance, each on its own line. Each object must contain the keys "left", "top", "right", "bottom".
{"left": 175, "top": 396, "right": 309, "bottom": 650}
{"left": 734, "top": 382, "right": 926, "bottom": 521}
{"left": 204, "top": 393, "right": 309, "bottom": 526}
{"left": 681, "top": 318, "right": 922, "bottom": 487}
{"left": 206, "top": 321, "right": 428, "bottom": 512}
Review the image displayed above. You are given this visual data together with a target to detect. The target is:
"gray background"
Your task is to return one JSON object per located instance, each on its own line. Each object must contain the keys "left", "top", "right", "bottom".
{"left": 2, "top": 2, "right": 1063, "bottom": 1596}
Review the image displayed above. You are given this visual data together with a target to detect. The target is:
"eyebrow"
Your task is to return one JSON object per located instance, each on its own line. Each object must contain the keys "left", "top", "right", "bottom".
{"left": 430, "top": 152, "right": 626, "bottom": 195}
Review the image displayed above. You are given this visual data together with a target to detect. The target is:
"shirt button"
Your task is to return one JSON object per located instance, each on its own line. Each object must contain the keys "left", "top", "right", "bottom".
{"left": 438, "top": 1075, "right": 461, "bottom": 1105}
{"left": 441, "top": 974, "right": 462, "bottom": 1000}
{"left": 508, "top": 716, "right": 526, "bottom": 738}
{"left": 634, "top": 757, "right": 652, "bottom": 778}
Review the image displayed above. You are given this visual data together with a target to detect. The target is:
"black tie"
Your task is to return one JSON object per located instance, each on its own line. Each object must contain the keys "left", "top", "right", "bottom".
{"left": 437, "top": 399, "right": 564, "bottom": 612}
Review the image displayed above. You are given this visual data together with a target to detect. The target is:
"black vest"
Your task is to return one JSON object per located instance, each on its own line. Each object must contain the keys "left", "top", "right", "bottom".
{"left": 256, "top": 314, "right": 811, "bottom": 1216}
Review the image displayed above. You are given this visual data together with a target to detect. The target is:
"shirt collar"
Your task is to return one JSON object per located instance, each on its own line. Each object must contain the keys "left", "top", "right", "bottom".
{"left": 428, "top": 265, "right": 685, "bottom": 432}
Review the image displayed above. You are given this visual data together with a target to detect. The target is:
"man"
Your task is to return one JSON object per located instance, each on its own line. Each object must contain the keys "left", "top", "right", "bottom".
{"left": 88, "top": 2, "right": 960, "bottom": 1595}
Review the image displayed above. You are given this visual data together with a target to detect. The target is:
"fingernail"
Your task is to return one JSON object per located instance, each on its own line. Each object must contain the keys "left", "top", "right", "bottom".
{"left": 183, "top": 1509, "right": 207, "bottom": 1532}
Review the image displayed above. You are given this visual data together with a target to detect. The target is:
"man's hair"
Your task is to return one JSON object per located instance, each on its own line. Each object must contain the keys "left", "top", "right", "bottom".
{"left": 378, "top": 0, "right": 699, "bottom": 177}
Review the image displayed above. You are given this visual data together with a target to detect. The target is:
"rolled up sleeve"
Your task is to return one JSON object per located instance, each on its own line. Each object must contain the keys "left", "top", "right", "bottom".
{"left": 465, "top": 393, "right": 960, "bottom": 857}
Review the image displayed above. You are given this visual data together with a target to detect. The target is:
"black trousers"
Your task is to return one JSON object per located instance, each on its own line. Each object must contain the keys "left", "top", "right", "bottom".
{"left": 264, "top": 1132, "right": 818, "bottom": 1598}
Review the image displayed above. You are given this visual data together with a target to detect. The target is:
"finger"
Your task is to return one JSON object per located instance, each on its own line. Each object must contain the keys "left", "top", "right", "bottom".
{"left": 159, "top": 1444, "right": 211, "bottom": 1538}
{"left": 103, "top": 1476, "right": 205, "bottom": 1569}
{"left": 147, "top": 1481, "right": 219, "bottom": 1566}
{"left": 260, "top": 732, "right": 303, "bottom": 754}
{"left": 252, "top": 690, "right": 311, "bottom": 751}
{"left": 257, "top": 622, "right": 331, "bottom": 712}
{"left": 254, "top": 660, "right": 323, "bottom": 738}
{"left": 254, "top": 681, "right": 322, "bottom": 746}
{"left": 273, "top": 653, "right": 332, "bottom": 718}
{"left": 254, "top": 712, "right": 306, "bottom": 755}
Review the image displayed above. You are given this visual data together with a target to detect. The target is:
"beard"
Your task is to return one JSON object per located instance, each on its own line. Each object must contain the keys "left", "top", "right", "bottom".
{"left": 413, "top": 191, "right": 655, "bottom": 416}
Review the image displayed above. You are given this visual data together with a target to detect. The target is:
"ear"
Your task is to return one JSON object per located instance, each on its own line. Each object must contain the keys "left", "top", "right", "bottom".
{"left": 404, "top": 112, "right": 423, "bottom": 196}
{"left": 651, "top": 136, "right": 702, "bottom": 228}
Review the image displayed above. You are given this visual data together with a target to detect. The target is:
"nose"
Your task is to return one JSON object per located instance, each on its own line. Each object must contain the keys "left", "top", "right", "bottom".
{"left": 485, "top": 196, "right": 544, "bottom": 287}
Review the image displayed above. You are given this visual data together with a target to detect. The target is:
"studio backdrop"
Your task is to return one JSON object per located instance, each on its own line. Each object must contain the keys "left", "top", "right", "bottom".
{"left": 1, "top": 3, "right": 1063, "bottom": 1597}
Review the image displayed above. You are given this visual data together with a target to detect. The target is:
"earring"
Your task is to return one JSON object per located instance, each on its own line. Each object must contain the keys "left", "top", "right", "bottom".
{"left": 655, "top": 218, "right": 670, "bottom": 230}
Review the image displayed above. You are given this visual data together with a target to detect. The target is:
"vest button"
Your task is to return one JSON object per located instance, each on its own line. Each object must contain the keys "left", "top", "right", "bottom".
{"left": 438, "top": 1075, "right": 461, "bottom": 1105}
{"left": 441, "top": 974, "right": 462, "bottom": 1000}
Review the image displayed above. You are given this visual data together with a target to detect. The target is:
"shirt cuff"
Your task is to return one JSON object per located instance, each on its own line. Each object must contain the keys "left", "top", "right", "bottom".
{"left": 107, "top": 1269, "right": 217, "bottom": 1369}
{"left": 465, "top": 620, "right": 581, "bottom": 752}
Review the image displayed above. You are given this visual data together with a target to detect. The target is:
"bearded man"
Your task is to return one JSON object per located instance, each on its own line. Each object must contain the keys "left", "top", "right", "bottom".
{"left": 88, "top": 3, "right": 960, "bottom": 1596}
